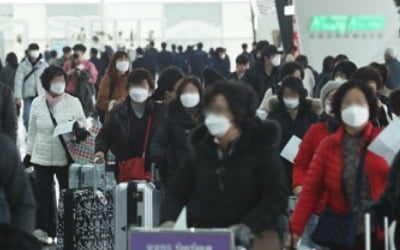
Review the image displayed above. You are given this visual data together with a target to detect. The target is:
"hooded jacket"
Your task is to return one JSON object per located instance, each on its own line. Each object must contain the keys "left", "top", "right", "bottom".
{"left": 161, "top": 120, "right": 288, "bottom": 234}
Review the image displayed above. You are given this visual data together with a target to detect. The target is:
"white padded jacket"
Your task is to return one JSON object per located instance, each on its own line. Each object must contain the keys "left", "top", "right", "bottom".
{"left": 26, "top": 94, "right": 86, "bottom": 167}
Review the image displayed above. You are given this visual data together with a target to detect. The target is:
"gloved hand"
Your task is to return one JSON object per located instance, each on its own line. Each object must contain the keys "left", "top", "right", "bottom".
{"left": 23, "top": 155, "right": 32, "bottom": 168}
{"left": 232, "top": 224, "right": 255, "bottom": 249}
{"left": 368, "top": 201, "right": 385, "bottom": 225}
{"left": 73, "top": 122, "right": 90, "bottom": 143}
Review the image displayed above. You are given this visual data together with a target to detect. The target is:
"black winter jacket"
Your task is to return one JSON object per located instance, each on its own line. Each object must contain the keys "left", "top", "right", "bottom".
{"left": 150, "top": 104, "right": 202, "bottom": 183}
{"left": 0, "top": 65, "right": 17, "bottom": 91}
{"left": 0, "top": 134, "right": 36, "bottom": 233}
{"left": 267, "top": 97, "right": 321, "bottom": 190}
{"left": 372, "top": 151, "right": 400, "bottom": 248}
{"left": 95, "top": 98, "right": 166, "bottom": 169}
{"left": 0, "top": 83, "right": 17, "bottom": 142}
{"left": 242, "top": 63, "right": 280, "bottom": 104}
{"left": 161, "top": 120, "right": 288, "bottom": 234}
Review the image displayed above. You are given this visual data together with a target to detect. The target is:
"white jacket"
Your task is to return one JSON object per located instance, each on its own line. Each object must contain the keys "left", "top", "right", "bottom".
{"left": 14, "top": 57, "right": 48, "bottom": 99}
{"left": 26, "top": 94, "right": 86, "bottom": 167}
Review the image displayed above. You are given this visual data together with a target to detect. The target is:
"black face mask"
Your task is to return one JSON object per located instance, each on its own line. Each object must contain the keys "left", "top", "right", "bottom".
{"left": 73, "top": 53, "right": 79, "bottom": 60}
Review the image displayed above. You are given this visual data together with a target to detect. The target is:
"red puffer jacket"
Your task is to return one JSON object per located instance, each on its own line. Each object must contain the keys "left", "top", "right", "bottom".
{"left": 293, "top": 122, "right": 331, "bottom": 187}
{"left": 290, "top": 122, "right": 390, "bottom": 236}
{"left": 292, "top": 122, "right": 331, "bottom": 214}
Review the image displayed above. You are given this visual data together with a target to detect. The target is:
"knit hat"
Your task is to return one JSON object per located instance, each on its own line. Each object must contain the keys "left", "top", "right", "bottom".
{"left": 320, "top": 80, "right": 343, "bottom": 106}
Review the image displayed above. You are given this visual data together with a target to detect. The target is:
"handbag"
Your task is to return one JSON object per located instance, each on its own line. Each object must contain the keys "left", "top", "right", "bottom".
{"left": 66, "top": 120, "right": 116, "bottom": 164}
{"left": 118, "top": 115, "right": 152, "bottom": 183}
{"left": 45, "top": 101, "right": 74, "bottom": 165}
{"left": 66, "top": 122, "right": 100, "bottom": 164}
{"left": 311, "top": 141, "right": 370, "bottom": 248}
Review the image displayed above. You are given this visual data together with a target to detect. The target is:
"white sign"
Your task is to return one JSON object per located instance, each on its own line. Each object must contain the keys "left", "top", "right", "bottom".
{"left": 280, "top": 135, "right": 302, "bottom": 163}
{"left": 173, "top": 207, "right": 187, "bottom": 230}
{"left": 368, "top": 118, "right": 400, "bottom": 166}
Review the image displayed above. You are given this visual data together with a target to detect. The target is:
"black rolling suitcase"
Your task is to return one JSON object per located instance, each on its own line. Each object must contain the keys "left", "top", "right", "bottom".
{"left": 56, "top": 188, "right": 114, "bottom": 250}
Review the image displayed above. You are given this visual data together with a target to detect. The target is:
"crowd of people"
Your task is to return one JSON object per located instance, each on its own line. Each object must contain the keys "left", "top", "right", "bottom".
{"left": 0, "top": 39, "right": 400, "bottom": 249}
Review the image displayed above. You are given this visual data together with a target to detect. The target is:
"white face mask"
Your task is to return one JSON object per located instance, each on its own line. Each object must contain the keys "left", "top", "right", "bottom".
{"left": 272, "top": 56, "right": 281, "bottom": 66}
{"left": 283, "top": 98, "right": 300, "bottom": 109}
{"left": 180, "top": 93, "right": 200, "bottom": 108}
{"left": 129, "top": 87, "right": 149, "bottom": 103}
{"left": 29, "top": 50, "right": 40, "bottom": 59}
{"left": 335, "top": 77, "right": 346, "bottom": 84}
{"left": 205, "top": 113, "right": 231, "bottom": 138}
{"left": 116, "top": 61, "right": 130, "bottom": 73}
{"left": 50, "top": 82, "right": 66, "bottom": 95}
{"left": 341, "top": 105, "right": 369, "bottom": 127}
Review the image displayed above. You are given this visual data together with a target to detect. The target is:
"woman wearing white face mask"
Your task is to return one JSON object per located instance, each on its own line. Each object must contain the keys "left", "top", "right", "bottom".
{"left": 289, "top": 81, "right": 390, "bottom": 250}
{"left": 258, "top": 62, "right": 305, "bottom": 114}
{"left": 150, "top": 76, "right": 204, "bottom": 185}
{"left": 24, "top": 65, "right": 86, "bottom": 243}
{"left": 96, "top": 51, "right": 130, "bottom": 122}
{"left": 160, "top": 81, "right": 288, "bottom": 250}
{"left": 267, "top": 77, "right": 321, "bottom": 191}
{"left": 291, "top": 81, "right": 342, "bottom": 249}
{"left": 95, "top": 68, "right": 166, "bottom": 181}
{"left": 332, "top": 61, "right": 358, "bottom": 84}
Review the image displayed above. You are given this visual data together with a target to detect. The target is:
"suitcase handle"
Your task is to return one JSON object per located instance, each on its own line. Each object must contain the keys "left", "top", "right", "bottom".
{"left": 365, "top": 213, "right": 391, "bottom": 250}
{"left": 93, "top": 157, "right": 107, "bottom": 191}
{"left": 151, "top": 163, "right": 161, "bottom": 189}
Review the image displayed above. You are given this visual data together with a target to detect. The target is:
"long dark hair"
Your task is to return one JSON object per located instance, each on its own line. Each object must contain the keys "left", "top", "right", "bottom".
{"left": 169, "top": 76, "right": 204, "bottom": 117}
{"left": 277, "top": 76, "right": 308, "bottom": 111}
{"left": 6, "top": 52, "right": 18, "bottom": 69}
{"left": 331, "top": 80, "right": 378, "bottom": 123}
{"left": 204, "top": 80, "right": 258, "bottom": 129}
{"left": 106, "top": 51, "right": 129, "bottom": 83}
{"left": 152, "top": 66, "right": 185, "bottom": 101}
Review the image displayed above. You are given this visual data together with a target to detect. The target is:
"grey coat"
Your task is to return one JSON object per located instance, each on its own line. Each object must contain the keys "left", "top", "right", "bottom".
{"left": 14, "top": 56, "right": 48, "bottom": 99}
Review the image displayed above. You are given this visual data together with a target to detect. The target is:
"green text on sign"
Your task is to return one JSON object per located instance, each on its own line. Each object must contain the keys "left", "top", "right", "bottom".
{"left": 310, "top": 15, "right": 386, "bottom": 33}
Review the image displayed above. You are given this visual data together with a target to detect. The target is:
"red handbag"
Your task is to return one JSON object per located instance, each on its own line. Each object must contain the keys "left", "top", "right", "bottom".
{"left": 118, "top": 116, "right": 152, "bottom": 183}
